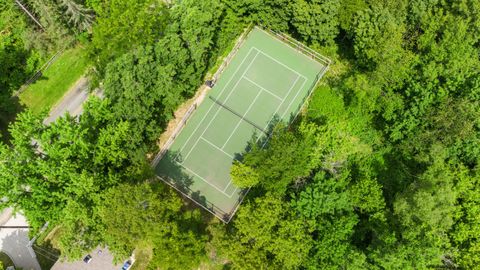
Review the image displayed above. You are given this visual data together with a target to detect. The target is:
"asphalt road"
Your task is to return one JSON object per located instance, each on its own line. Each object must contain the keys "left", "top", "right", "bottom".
{"left": 0, "top": 77, "right": 108, "bottom": 270}
{"left": 43, "top": 77, "right": 90, "bottom": 125}
{"left": 51, "top": 247, "right": 122, "bottom": 270}
{"left": 0, "top": 213, "right": 41, "bottom": 270}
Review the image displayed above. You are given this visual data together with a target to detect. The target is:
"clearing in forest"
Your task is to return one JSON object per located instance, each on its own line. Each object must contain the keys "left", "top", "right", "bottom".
{"left": 154, "top": 26, "right": 330, "bottom": 222}
{"left": 19, "top": 46, "right": 89, "bottom": 114}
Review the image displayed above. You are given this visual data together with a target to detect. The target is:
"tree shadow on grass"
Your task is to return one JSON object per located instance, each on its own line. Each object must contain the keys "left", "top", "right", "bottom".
{"left": 0, "top": 95, "right": 25, "bottom": 144}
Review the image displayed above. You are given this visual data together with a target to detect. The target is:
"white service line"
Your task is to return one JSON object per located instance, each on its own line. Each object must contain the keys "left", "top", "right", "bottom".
{"left": 221, "top": 89, "right": 262, "bottom": 149}
{"left": 280, "top": 76, "right": 308, "bottom": 119}
{"left": 253, "top": 46, "right": 308, "bottom": 80}
{"left": 175, "top": 160, "right": 235, "bottom": 197}
{"left": 175, "top": 47, "right": 257, "bottom": 161}
{"left": 255, "top": 74, "right": 302, "bottom": 144}
{"left": 201, "top": 137, "right": 234, "bottom": 159}
{"left": 242, "top": 76, "right": 283, "bottom": 101}
{"left": 181, "top": 51, "right": 261, "bottom": 163}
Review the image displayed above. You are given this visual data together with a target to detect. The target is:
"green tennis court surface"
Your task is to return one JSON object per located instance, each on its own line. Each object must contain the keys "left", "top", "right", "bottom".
{"left": 155, "top": 27, "right": 328, "bottom": 222}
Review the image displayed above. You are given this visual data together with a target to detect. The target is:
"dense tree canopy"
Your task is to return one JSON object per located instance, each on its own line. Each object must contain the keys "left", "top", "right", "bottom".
{"left": 87, "top": 0, "right": 168, "bottom": 74}
{"left": 0, "top": 0, "right": 479, "bottom": 269}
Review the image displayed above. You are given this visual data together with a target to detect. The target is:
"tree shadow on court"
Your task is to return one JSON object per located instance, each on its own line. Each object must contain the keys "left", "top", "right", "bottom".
{"left": 155, "top": 150, "right": 194, "bottom": 195}
{"left": 228, "top": 115, "right": 285, "bottom": 210}
{"left": 232, "top": 115, "right": 283, "bottom": 162}
{"left": 156, "top": 150, "right": 227, "bottom": 221}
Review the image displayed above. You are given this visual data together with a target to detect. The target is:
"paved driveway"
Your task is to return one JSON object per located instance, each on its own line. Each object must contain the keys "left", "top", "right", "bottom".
{"left": 43, "top": 77, "right": 104, "bottom": 125}
{"left": 51, "top": 247, "right": 122, "bottom": 270}
{"left": 0, "top": 212, "right": 41, "bottom": 270}
{"left": 44, "top": 77, "right": 90, "bottom": 125}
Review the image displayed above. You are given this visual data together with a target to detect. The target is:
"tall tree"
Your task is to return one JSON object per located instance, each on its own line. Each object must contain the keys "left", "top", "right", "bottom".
{"left": 88, "top": 0, "right": 168, "bottom": 74}
{"left": 211, "top": 194, "right": 312, "bottom": 269}
{"left": 290, "top": 0, "right": 340, "bottom": 45}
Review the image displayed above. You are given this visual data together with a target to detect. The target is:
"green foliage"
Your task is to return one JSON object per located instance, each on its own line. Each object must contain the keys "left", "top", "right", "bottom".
{"left": 211, "top": 195, "right": 312, "bottom": 269}
{"left": 222, "top": 0, "right": 291, "bottom": 32}
{"left": 0, "top": 98, "right": 151, "bottom": 258}
{"left": 147, "top": 209, "right": 208, "bottom": 270}
{"left": 224, "top": 0, "right": 340, "bottom": 46}
{"left": 230, "top": 161, "right": 260, "bottom": 188}
{"left": 19, "top": 46, "right": 89, "bottom": 114}
{"left": 100, "top": 182, "right": 175, "bottom": 251}
{"left": 338, "top": 0, "right": 367, "bottom": 32}
{"left": 451, "top": 166, "right": 480, "bottom": 269}
{"left": 0, "top": 0, "right": 39, "bottom": 124}
{"left": 103, "top": 0, "right": 226, "bottom": 146}
{"left": 22, "top": 0, "right": 74, "bottom": 45}
{"left": 290, "top": 0, "right": 340, "bottom": 45}
{"left": 88, "top": 0, "right": 168, "bottom": 73}
{"left": 242, "top": 123, "right": 320, "bottom": 195}
{"left": 57, "top": 0, "right": 94, "bottom": 31}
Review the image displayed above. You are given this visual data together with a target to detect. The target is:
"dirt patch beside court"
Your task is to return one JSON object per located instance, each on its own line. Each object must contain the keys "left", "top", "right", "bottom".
{"left": 153, "top": 85, "right": 211, "bottom": 156}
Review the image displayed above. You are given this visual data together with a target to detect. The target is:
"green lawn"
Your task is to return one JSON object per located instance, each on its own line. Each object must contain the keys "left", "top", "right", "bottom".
{"left": 19, "top": 46, "right": 89, "bottom": 114}
{"left": 0, "top": 252, "right": 15, "bottom": 268}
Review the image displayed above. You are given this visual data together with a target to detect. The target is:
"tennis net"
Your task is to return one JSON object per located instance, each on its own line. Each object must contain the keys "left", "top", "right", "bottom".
{"left": 209, "top": 95, "right": 267, "bottom": 134}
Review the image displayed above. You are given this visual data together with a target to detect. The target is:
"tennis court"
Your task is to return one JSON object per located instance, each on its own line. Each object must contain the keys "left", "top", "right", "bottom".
{"left": 155, "top": 27, "right": 329, "bottom": 222}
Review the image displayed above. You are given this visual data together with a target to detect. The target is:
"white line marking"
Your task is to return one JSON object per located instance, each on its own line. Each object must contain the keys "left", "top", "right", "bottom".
{"left": 173, "top": 46, "right": 310, "bottom": 199}
{"left": 254, "top": 26, "right": 329, "bottom": 67}
{"left": 175, "top": 160, "right": 235, "bottom": 198}
{"left": 181, "top": 51, "right": 261, "bottom": 163}
{"left": 156, "top": 175, "right": 230, "bottom": 223}
{"left": 255, "top": 74, "right": 302, "bottom": 145}
{"left": 221, "top": 89, "right": 262, "bottom": 149}
{"left": 223, "top": 179, "right": 234, "bottom": 192}
{"left": 242, "top": 76, "right": 283, "bottom": 101}
{"left": 201, "top": 137, "right": 234, "bottom": 159}
{"left": 280, "top": 76, "right": 308, "bottom": 119}
{"left": 253, "top": 46, "right": 308, "bottom": 80}
{"left": 176, "top": 48, "right": 257, "bottom": 161}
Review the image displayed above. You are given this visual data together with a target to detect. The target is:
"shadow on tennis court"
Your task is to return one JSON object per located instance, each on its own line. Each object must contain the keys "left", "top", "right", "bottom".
{"left": 156, "top": 150, "right": 236, "bottom": 221}
{"left": 155, "top": 150, "right": 194, "bottom": 194}
{"left": 232, "top": 114, "right": 283, "bottom": 161}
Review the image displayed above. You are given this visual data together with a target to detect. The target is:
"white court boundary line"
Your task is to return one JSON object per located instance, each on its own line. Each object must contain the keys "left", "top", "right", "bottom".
{"left": 174, "top": 46, "right": 308, "bottom": 198}
{"left": 280, "top": 78, "right": 308, "bottom": 119}
{"left": 174, "top": 159, "right": 236, "bottom": 198}
{"left": 180, "top": 50, "right": 261, "bottom": 163}
{"left": 175, "top": 47, "right": 258, "bottom": 161}
{"left": 220, "top": 89, "right": 262, "bottom": 149}
{"left": 253, "top": 46, "right": 308, "bottom": 80}
{"left": 201, "top": 137, "right": 234, "bottom": 159}
{"left": 255, "top": 75, "right": 304, "bottom": 145}
{"left": 242, "top": 76, "right": 283, "bottom": 101}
